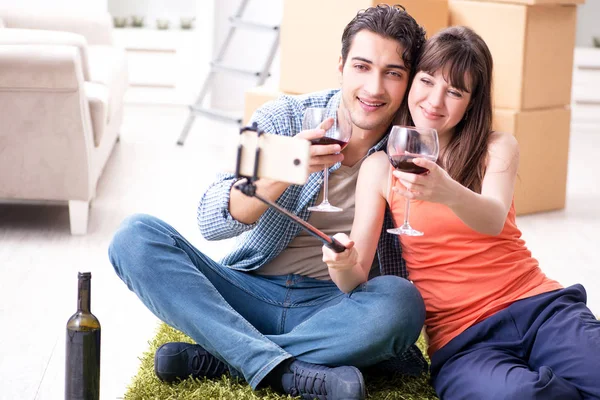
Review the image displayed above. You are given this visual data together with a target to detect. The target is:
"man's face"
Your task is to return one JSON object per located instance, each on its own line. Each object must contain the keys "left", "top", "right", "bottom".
{"left": 338, "top": 30, "right": 409, "bottom": 135}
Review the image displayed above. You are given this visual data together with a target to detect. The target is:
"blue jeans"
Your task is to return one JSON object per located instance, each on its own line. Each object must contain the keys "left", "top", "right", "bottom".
{"left": 108, "top": 214, "right": 425, "bottom": 389}
{"left": 431, "top": 284, "right": 600, "bottom": 400}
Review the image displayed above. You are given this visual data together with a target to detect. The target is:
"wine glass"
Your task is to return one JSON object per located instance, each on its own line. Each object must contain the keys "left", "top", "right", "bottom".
{"left": 304, "top": 107, "right": 353, "bottom": 212}
{"left": 387, "top": 126, "right": 439, "bottom": 236}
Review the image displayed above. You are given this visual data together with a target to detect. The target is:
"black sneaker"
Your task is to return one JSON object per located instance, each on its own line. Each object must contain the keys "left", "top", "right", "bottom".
{"left": 281, "top": 360, "right": 366, "bottom": 400}
{"left": 361, "top": 344, "right": 429, "bottom": 378}
{"left": 154, "top": 342, "right": 228, "bottom": 383}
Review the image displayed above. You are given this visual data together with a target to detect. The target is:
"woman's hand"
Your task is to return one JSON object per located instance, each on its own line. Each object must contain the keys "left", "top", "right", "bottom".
{"left": 392, "top": 158, "right": 460, "bottom": 206}
{"left": 322, "top": 233, "right": 357, "bottom": 272}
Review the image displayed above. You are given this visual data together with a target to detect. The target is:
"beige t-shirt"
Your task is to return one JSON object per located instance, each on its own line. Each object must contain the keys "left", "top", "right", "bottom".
{"left": 256, "top": 157, "right": 367, "bottom": 280}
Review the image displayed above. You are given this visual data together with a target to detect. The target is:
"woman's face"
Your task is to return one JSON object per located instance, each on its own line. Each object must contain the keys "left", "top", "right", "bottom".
{"left": 408, "top": 69, "right": 472, "bottom": 140}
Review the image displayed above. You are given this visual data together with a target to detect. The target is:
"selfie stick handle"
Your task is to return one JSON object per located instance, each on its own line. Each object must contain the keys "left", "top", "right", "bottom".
{"left": 238, "top": 185, "right": 346, "bottom": 253}
{"left": 234, "top": 123, "right": 346, "bottom": 254}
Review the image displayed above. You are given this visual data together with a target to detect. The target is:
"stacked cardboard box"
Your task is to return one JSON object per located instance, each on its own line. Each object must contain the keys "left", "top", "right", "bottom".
{"left": 243, "top": 86, "right": 284, "bottom": 125}
{"left": 449, "top": 0, "right": 583, "bottom": 214}
{"left": 280, "top": 0, "right": 449, "bottom": 94}
{"left": 244, "top": 0, "right": 450, "bottom": 123}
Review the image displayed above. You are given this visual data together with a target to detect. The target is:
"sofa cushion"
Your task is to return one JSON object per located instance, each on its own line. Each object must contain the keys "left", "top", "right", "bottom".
{"left": 87, "top": 45, "right": 127, "bottom": 125}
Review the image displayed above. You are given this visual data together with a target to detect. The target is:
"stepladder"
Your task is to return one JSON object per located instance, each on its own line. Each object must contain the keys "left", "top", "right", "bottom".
{"left": 176, "top": 0, "right": 280, "bottom": 146}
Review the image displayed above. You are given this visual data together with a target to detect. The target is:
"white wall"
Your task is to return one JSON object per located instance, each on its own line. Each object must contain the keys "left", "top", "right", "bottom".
{"left": 0, "top": 0, "right": 107, "bottom": 13}
{"left": 210, "top": 0, "right": 282, "bottom": 110}
{"left": 108, "top": 0, "right": 197, "bottom": 29}
{"left": 209, "top": 0, "right": 599, "bottom": 110}
{"left": 576, "top": 0, "right": 600, "bottom": 47}
{"left": 3, "top": 0, "right": 596, "bottom": 109}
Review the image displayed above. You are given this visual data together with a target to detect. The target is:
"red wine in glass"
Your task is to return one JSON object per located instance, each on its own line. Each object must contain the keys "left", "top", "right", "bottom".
{"left": 389, "top": 154, "right": 435, "bottom": 175}
{"left": 387, "top": 126, "right": 439, "bottom": 236}
{"left": 304, "top": 107, "right": 353, "bottom": 213}
{"left": 310, "top": 137, "right": 350, "bottom": 150}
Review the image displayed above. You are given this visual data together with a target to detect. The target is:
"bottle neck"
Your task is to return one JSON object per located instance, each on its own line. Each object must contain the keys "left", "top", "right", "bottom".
{"left": 77, "top": 277, "right": 91, "bottom": 313}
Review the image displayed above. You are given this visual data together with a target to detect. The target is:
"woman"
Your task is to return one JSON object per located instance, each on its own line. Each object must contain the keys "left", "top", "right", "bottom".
{"left": 322, "top": 26, "right": 600, "bottom": 399}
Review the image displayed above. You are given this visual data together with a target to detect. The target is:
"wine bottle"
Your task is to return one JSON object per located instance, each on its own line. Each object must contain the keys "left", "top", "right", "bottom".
{"left": 65, "top": 272, "right": 101, "bottom": 400}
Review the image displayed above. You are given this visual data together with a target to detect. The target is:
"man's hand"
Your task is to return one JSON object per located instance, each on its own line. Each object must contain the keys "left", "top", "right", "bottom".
{"left": 295, "top": 117, "right": 344, "bottom": 174}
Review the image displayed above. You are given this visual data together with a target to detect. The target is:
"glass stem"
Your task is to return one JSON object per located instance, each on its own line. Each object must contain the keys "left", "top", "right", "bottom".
{"left": 403, "top": 198, "right": 411, "bottom": 227}
{"left": 322, "top": 165, "right": 330, "bottom": 204}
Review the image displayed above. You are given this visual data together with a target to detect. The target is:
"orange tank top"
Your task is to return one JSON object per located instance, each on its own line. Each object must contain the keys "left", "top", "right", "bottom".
{"left": 389, "top": 176, "right": 562, "bottom": 356}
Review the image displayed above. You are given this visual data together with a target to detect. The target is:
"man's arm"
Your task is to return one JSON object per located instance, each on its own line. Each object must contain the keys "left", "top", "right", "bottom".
{"left": 228, "top": 178, "right": 291, "bottom": 225}
{"left": 229, "top": 119, "right": 343, "bottom": 224}
{"left": 197, "top": 107, "right": 283, "bottom": 240}
{"left": 197, "top": 173, "right": 252, "bottom": 241}
{"left": 197, "top": 100, "right": 343, "bottom": 239}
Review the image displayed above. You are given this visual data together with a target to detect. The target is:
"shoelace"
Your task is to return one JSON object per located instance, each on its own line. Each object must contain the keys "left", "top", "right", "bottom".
{"left": 191, "top": 353, "right": 223, "bottom": 377}
{"left": 291, "top": 367, "right": 328, "bottom": 396}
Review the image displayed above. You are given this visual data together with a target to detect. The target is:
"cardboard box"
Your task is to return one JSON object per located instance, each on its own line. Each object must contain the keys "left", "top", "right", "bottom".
{"left": 449, "top": 0, "right": 578, "bottom": 110}
{"left": 243, "top": 86, "right": 285, "bottom": 125}
{"left": 493, "top": 107, "right": 571, "bottom": 215}
{"left": 469, "top": 0, "right": 583, "bottom": 4}
{"left": 396, "top": 0, "right": 449, "bottom": 38}
{"left": 280, "top": 0, "right": 449, "bottom": 94}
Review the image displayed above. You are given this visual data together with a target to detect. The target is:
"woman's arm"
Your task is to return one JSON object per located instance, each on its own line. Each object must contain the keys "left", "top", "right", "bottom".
{"left": 394, "top": 131, "right": 519, "bottom": 235}
{"left": 452, "top": 132, "right": 518, "bottom": 234}
{"left": 326, "top": 151, "right": 390, "bottom": 292}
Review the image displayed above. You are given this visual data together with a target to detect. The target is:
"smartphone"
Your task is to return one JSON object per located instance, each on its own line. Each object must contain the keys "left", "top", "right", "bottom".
{"left": 218, "top": 128, "right": 345, "bottom": 253}
{"left": 219, "top": 130, "right": 311, "bottom": 185}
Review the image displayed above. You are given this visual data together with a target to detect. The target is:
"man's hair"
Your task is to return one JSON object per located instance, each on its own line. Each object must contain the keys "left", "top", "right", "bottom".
{"left": 414, "top": 26, "right": 494, "bottom": 193}
{"left": 341, "top": 4, "right": 426, "bottom": 73}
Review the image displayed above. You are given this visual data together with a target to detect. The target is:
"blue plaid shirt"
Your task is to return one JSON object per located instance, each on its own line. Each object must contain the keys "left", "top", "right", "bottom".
{"left": 196, "top": 89, "right": 426, "bottom": 374}
{"left": 197, "top": 89, "right": 407, "bottom": 277}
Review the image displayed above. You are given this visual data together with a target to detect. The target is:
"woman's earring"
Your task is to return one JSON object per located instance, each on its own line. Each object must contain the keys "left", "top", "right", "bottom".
{"left": 463, "top": 110, "right": 469, "bottom": 121}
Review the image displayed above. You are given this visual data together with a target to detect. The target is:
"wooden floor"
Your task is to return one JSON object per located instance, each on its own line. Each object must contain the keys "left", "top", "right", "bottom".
{"left": 0, "top": 106, "right": 598, "bottom": 399}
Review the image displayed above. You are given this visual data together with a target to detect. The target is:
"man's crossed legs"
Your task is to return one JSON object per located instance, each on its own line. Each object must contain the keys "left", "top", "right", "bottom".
{"left": 108, "top": 214, "right": 425, "bottom": 399}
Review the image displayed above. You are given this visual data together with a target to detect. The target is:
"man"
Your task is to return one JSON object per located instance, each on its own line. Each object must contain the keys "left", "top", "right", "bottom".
{"left": 109, "top": 5, "right": 427, "bottom": 400}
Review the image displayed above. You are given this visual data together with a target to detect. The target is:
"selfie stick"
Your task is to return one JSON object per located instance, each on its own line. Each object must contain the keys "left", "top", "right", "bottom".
{"left": 234, "top": 123, "right": 346, "bottom": 253}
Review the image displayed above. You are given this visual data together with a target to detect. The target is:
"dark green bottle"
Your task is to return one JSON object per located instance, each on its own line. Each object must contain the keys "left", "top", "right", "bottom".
{"left": 65, "top": 272, "right": 101, "bottom": 400}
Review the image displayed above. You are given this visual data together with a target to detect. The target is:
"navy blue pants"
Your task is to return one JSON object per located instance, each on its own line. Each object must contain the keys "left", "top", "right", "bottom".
{"left": 431, "top": 285, "right": 600, "bottom": 400}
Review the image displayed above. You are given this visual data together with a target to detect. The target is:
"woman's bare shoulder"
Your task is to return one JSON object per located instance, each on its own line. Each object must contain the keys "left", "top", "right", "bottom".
{"left": 489, "top": 131, "right": 518, "bottom": 151}
{"left": 363, "top": 150, "right": 389, "bottom": 169}
{"left": 359, "top": 150, "right": 391, "bottom": 196}
{"left": 487, "top": 131, "right": 519, "bottom": 170}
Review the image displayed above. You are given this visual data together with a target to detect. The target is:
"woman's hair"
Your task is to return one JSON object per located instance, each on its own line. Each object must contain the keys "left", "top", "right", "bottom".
{"left": 403, "top": 26, "right": 494, "bottom": 193}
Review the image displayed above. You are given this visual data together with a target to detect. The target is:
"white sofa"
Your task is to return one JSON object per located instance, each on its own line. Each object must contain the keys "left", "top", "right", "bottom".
{"left": 0, "top": 10, "right": 128, "bottom": 234}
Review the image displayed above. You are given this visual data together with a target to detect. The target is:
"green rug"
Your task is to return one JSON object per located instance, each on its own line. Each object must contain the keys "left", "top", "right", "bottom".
{"left": 124, "top": 323, "right": 438, "bottom": 399}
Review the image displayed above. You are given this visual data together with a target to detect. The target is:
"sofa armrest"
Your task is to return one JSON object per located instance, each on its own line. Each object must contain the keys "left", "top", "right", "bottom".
{"left": 0, "top": 28, "right": 91, "bottom": 81}
{"left": 0, "top": 44, "right": 95, "bottom": 202}
{"left": 0, "top": 10, "right": 113, "bottom": 45}
{"left": 0, "top": 44, "right": 86, "bottom": 91}
{"left": 84, "top": 81, "right": 109, "bottom": 147}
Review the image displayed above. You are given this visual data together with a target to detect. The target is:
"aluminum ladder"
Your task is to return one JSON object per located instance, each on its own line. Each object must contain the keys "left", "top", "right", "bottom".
{"left": 176, "top": 0, "right": 280, "bottom": 146}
